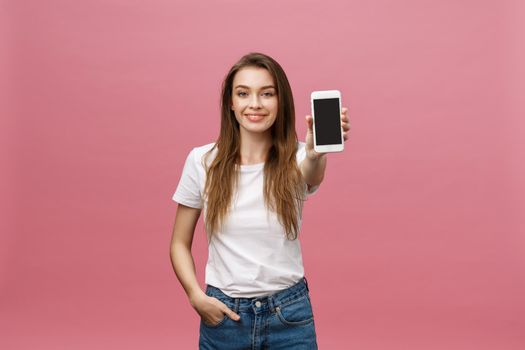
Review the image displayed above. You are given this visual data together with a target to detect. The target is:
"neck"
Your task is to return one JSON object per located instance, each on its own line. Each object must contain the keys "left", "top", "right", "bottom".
{"left": 239, "top": 129, "right": 272, "bottom": 165}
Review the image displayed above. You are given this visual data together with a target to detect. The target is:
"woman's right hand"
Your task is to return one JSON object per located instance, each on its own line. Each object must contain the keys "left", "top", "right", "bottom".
{"left": 190, "top": 291, "right": 241, "bottom": 325}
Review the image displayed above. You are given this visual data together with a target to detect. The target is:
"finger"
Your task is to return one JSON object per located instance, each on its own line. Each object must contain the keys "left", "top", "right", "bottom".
{"left": 222, "top": 306, "right": 241, "bottom": 321}
{"left": 213, "top": 298, "right": 241, "bottom": 321}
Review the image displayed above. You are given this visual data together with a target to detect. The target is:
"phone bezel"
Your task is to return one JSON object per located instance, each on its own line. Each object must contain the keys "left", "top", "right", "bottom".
{"left": 310, "top": 90, "right": 344, "bottom": 153}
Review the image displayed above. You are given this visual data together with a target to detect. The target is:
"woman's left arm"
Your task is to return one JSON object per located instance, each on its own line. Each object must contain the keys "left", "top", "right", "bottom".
{"left": 300, "top": 107, "right": 351, "bottom": 188}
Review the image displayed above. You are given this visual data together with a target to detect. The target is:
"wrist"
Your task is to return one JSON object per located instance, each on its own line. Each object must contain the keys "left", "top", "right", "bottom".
{"left": 189, "top": 289, "right": 206, "bottom": 307}
{"left": 306, "top": 152, "right": 326, "bottom": 162}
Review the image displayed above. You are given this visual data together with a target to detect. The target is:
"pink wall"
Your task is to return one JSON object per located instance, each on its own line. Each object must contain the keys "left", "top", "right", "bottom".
{"left": 1, "top": 0, "right": 524, "bottom": 349}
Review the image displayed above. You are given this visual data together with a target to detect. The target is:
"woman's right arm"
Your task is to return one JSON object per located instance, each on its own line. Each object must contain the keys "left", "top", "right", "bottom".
{"left": 169, "top": 203, "right": 205, "bottom": 304}
{"left": 169, "top": 203, "right": 241, "bottom": 323}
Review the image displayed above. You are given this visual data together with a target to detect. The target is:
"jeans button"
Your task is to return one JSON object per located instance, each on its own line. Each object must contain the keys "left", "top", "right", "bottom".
{"left": 255, "top": 301, "right": 261, "bottom": 307}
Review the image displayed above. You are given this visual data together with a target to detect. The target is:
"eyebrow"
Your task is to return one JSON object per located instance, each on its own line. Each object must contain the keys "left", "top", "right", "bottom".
{"left": 234, "top": 85, "right": 276, "bottom": 90}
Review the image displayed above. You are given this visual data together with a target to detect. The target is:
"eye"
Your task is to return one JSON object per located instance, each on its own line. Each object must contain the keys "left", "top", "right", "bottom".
{"left": 263, "top": 92, "right": 275, "bottom": 97}
{"left": 237, "top": 92, "right": 247, "bottom": 97}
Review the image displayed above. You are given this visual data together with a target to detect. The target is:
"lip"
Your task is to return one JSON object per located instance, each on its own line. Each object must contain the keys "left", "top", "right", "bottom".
{"left": 245, "top": 114, "right": 267, "bottom": 122}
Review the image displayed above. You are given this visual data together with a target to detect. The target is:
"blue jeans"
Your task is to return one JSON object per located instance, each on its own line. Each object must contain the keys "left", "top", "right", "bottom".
{"left": 199, "top": 277, "right": 318, "bottom": 349}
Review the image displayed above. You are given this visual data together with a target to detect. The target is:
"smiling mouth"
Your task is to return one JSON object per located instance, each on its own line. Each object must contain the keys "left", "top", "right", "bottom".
{"left": 245, "top": 114, "right": 267, "bottom": 122}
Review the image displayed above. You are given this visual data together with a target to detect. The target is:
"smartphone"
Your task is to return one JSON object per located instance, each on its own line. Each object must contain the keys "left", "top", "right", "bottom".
{"left": 310, "top": 90, "right": 344, "bottom": 153}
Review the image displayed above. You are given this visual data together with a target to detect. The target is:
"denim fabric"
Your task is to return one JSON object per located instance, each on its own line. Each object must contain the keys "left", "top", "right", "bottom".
{"left": 199, "top": 277, "right": 318, "bottom": 350}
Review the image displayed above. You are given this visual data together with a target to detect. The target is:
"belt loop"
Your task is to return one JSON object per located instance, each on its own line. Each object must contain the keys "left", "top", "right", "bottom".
{"left": 304, "top": 276, "right": 309, "bottom": 291}
{"left": 268, "top": 295, "right": 276, "bottom": 313}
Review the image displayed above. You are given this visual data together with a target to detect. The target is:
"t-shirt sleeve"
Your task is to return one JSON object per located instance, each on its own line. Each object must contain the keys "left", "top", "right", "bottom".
{"left": 296, "top": 142, "right": 320, "bottom": 196}
{"left": 172, "top": 148, "right": 203, "bottom": 209}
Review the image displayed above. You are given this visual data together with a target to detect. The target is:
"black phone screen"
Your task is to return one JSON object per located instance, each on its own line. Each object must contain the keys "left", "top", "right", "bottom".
{"left": 313, "top": 98, "right": 342, "bottom": 145}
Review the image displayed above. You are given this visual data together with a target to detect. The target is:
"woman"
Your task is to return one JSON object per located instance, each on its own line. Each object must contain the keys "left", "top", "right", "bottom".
{"left": 170, "top": 52, "right": 350, "bottom": 349}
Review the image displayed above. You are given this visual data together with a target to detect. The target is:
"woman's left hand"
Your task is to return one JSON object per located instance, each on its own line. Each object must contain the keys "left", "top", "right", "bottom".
{"left": 304, "top": 107, "right": 350, "bottom": 160}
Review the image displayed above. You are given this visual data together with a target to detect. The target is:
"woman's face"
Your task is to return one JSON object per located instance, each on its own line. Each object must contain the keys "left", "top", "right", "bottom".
{"left": 231, "top": 67, "right": 278, "bottom": 136}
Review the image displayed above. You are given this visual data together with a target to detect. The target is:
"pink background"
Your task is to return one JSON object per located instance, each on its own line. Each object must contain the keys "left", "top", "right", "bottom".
{"left": 2, "top": 0, "right": 524, "bottom": 349}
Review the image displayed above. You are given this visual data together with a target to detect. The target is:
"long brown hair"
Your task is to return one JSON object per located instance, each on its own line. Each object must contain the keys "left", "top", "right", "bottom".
{"left": 203, "top": 52, "right": 306, "bottom": 240}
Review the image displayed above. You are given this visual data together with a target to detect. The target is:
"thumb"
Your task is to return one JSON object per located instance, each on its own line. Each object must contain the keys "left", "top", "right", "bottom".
{"left": 305, "top": 115, "right": 313, "bottom": 131}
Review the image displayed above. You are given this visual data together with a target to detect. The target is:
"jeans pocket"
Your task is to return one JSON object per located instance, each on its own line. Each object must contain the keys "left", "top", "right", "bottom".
{"left": 275, "top": 294, "right": 314, "bottom": 326}
{"left": 201, "top": 313, "right": 229, "bottom": 328}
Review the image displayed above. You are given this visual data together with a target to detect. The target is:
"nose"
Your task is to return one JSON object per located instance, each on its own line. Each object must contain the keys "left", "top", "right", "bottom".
{"left": 248, "top": 94, "right": 263, "bottom": 109}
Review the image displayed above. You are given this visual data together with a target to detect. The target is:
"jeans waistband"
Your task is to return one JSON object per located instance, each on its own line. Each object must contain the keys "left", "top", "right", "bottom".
{"left": 205, "top": 277, "right": 311, "bottom": 314}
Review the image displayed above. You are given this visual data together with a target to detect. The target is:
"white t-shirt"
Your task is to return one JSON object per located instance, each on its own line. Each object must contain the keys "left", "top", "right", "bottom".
{"left": 172, "top": 141, "right": 319, "bottom": 298}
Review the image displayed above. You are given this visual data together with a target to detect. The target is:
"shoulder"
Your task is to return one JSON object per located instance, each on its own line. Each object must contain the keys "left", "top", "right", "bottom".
{"left": 192, "top": 142, "right": 216, "bottom": 156}
{"left": 189, "top": 142, "right": 217, "bottom": 169}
